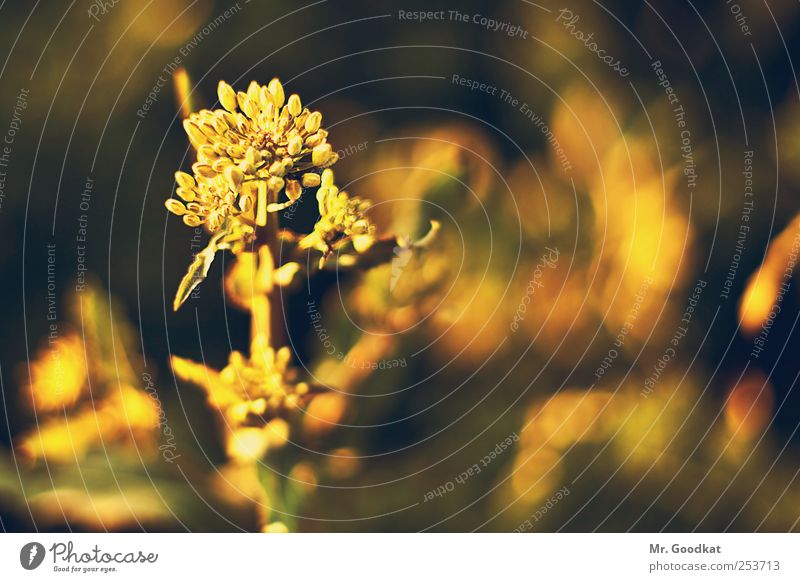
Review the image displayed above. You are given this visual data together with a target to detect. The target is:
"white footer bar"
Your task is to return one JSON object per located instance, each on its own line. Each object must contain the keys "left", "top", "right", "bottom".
{"left": 1, "top": 533, "right": 797, "bottom": 580}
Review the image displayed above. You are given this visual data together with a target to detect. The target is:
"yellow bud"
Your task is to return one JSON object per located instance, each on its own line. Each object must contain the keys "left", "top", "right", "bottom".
{"left": 285, "top": 394, "right": 299, "bottom": 410}
{"left": 273, "top": 262, "right": 300, "bottom": 286}
{"left": 212, "top": 115, "right": 229, "bottom": 134}
{"left": 304, "top": 111, "right": 322, "bottom": 133}
{"left": 165, "top": 199, "right": 186, "bottom": 215}
{"left": 182, "top": 214, "right": 202, "bottom": 227}
{"left": 301, "top": 173, "right": 321, "bottom": 188}
{"left": 324, "top": 152, "right": 339, "bottom": 167}
{"left": 227, "top": 144, "right": 247, "bottom": 159}
{"left": 247, "top": 80, "right": 260, "bottom": 101}
{"left": 183, "top": 120, "right": 207, "bottom": 146}
{"left": 268, "top": 78, "right": 285, "bottom": 108}
{"left": 287, "top": 94, "right": 302, "bottom": 116}
{"left": 268, "top": 394, "right": 283, "bottom": 412}
{"left": 321, "top": 168, "right": 335, "bottom": 187}
{"left": 217, "top": 81, "right": 237, "bottom": 112}
{"left": 175, "top": 187, "right": 196, "bottom": 202}
{"left": 243, "top": 96, "right": 259, "bottom": 119}
{"left": 207, "top": 212, "right": 222, "bottom": 231}
{"left": 304, "top": 132, "right": 323, "bottom": 148}
{"left": 230, "top": 402, "right": 250, "bottom": 423}
{"left": 312, "top": 143, "right": 332, "bottom": 167}
{"left": 228, "top": 427, "right": 269, "bottom": 462}
{"left": 257, "top": 85, "right": 272, "bottom": 111}
{"left": 175, "top": 171, "right": 195, "bottom": 188}
{"left": 236, "top": 91, "right": 258, "bottom": 118}
{"left": 353, "top": 234, "right": 374, "bottom": 253}
{"left": 287, "top": 135, "right": 303, "bottom": 156}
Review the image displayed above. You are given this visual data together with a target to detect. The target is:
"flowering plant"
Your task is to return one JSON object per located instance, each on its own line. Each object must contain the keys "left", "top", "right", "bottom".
{"left": 165, "top": 78, "right": 437, "bottom": 531}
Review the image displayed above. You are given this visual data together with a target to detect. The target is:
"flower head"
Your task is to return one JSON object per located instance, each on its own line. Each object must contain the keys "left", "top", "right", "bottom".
{"left": 171, "top": 342, "right": 321, "bottom": 431}
{"left": 165, "top": 78, "right": 338, "bottom": 232}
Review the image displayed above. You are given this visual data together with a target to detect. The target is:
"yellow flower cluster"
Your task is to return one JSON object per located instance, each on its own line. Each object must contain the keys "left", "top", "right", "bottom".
{"left": 172, "top": 343, "right": 314, "bottom": 430}
{"left": 172, "top": 342, "right": 321, "bottom": 463}
{"left": 18, "top": 332, "right": 159, "bottom": 463}
{"left": 165, "top": 78, "right": 338, "bottom": 232}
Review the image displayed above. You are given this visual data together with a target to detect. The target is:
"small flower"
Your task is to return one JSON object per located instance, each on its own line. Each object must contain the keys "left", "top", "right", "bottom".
{"left": 171, "top": 342, "right": 325, "bottom": 463}
{"left": 165, "top": 78, "right": 339, "bottom": 232}
{"left": 299, "top": 168, "right": 375, "bottom": 260}
{"left": 171, "top": 342, "right": 322, "bottom": 435}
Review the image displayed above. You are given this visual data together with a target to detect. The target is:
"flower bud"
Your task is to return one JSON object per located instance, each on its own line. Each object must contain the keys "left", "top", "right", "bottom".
{"left": 268, "top": 78, "right": 285, "bottom": 108}
{"left": 301, "top": 173, "right": 321, "bottom": 188}
{"left": 217, "top": 81, "right": 237, "bottom": 112}
{"left": 312, "top": 143, "right": 333, "bottom": 167}
{"left": 287, "top": 94, "right": 302, "bottom": 116}
{"left": 287, "top": 135, "right": 303, "bottom": 156}
{"left": 165, "top": 199, "right": 186, "bottom": 215}
{"left": 304, "top": 111, "right": 322, "bottom": 134}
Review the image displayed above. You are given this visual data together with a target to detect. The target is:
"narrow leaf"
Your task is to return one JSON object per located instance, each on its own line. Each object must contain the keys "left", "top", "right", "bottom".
{"left": 173, "top": 230, "right": 226, "bottom": 311}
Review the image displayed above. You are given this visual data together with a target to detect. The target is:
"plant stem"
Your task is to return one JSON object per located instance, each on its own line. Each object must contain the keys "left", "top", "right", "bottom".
{"left": 250, "top": 184, "right": 283, "bottom": 358}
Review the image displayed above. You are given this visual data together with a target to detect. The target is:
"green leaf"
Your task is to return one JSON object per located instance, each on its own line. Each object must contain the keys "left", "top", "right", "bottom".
{"left": 174, "top": 245, "right": 215, "bottom": 311}
{"left": 173, "top": 230, "right": 226, "bottom": 311}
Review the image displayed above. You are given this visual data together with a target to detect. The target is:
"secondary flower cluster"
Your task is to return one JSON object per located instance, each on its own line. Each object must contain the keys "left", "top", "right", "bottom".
{"left": 170, "top": 342, "right": 323, "bottom": 463}
{"left": 299, "top": 168, "right": 374, "bottom": 258}
{"left": 172, "top": 344, "right": 317, "bottom": 429}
